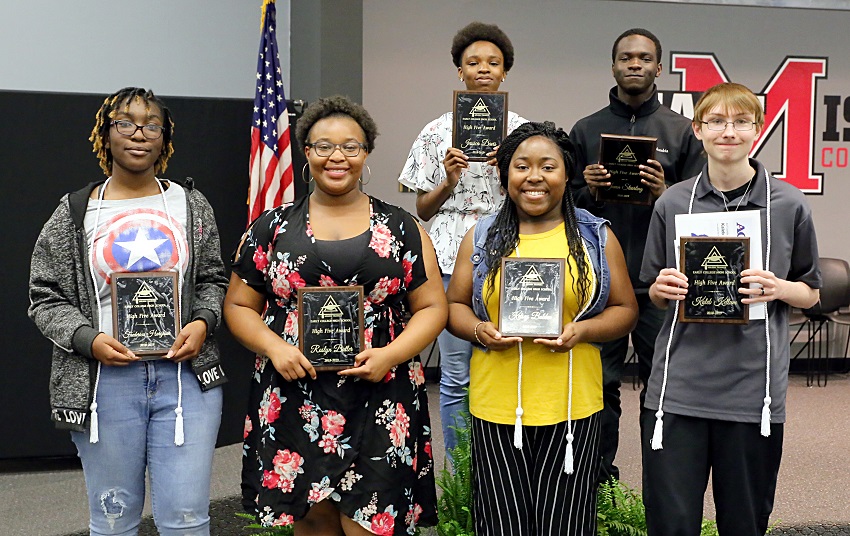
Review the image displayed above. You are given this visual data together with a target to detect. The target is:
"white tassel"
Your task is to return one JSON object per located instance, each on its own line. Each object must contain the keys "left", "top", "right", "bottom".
{"left": 564, "top": 433, "right": 574, "bottom": 474}
{"left": 513, "top": 407, "right": 523, "bottom": 449}
{"left": 565, "top": 349, "right": 575, "bottom": 474}
{"left": 760, "top": 397, "right": 772, "bottom": 437}
{"left": 89, "top": 402, "right": 100, "bottom": 444}
{"left": 174, "top": 362, "right": 185, "bottom": 446}
{"left": 174, "top": 406, "right": 185, "bottom": 446}
{"left": 89, "top": 362, "right": 102, "bottom": 444}
{"left": 514, "top": 341, "right": 524, "bottom": 450}
{"left": 651, "top": 409, "right": 664, "bottom": 450}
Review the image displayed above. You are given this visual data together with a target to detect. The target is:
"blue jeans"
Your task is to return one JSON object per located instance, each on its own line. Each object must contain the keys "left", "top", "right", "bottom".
{"left": 439, "top": 274, "right": 472, "bottom": 455}
{"left": 71, "top": 360, "right": 223, "bottom": 536}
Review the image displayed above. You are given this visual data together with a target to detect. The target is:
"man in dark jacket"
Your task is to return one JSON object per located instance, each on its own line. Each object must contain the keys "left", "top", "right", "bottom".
{"left": 569, "top": 28, "right": 704, "bottom": 483}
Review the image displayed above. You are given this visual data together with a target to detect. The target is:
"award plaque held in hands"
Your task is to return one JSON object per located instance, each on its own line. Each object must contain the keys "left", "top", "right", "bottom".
{"left": 597, "top": 133, "right": 657, "bottom": 205}
{"left": 453, "top": 90, "right": 508, "bottom": 161}
{"left": 498, "top": 258, "right": 565, "bottom": 337}
{"left": 111, "top": 271, "right": 180, "bottom": 358}
{"left": 298, "top": 286, "right": 365, "bottom": 371}
{"left": 679, "top": 236, "right": 750, "bottom": 324}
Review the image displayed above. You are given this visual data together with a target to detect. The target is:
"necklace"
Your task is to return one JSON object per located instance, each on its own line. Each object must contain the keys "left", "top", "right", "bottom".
{"left": 720, "top": 178, "right": 753, "bottom": 212}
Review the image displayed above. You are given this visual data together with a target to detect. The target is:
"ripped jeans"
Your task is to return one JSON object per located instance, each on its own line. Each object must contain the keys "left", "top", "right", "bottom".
{"left": 71, "top": 360, "right": 223, "bottom": 536}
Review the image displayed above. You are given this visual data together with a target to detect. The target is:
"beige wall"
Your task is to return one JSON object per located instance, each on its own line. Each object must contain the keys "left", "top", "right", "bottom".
{"left": 362, "top": 0, "right": 850, "bottom": 260}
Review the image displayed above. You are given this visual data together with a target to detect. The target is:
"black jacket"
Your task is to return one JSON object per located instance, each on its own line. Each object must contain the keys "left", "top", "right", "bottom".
{"left": 569, "top": 86, "right": 704, "bottom": 290}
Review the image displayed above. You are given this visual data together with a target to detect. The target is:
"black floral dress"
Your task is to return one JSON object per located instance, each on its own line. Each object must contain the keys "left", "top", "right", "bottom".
{"left": 232, "top": 196, "right": 437, "bottom": 534}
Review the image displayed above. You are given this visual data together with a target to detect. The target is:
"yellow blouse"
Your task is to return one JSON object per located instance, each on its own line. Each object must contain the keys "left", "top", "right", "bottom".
{"left": 469, "top": 222, "right": 603, "bottom": 425}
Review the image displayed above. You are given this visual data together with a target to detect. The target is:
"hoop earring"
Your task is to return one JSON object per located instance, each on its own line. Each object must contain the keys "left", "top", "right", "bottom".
{"left": 301, "top": 163, "right": 313, "bottom": 183}
{"left": 359, "top": 165, "right": 372, "bottom": 186}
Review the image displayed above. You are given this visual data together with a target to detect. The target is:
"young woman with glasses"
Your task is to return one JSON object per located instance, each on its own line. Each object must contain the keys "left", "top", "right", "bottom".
{"left": 225, "top": 95, "right": 445, "bottom": 534}
{"left": 397, "top": 21, "right": 528, "bottom": 455}
{"left": 641, "top": 83, "right": 821, "bottom": 535}
{"left": 29, "top": 87, "right": 228, "bottom": 534}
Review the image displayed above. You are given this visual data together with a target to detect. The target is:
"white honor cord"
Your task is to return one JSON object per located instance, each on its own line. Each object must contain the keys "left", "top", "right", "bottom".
{"left": 649, "top": 168, "right": 699, "bottom": 451}
{"left": 563, "top": 236, "right": 595, "bottom": 472}
{"left": 87, "top": 178, "right": 186, "bottom": 445}
{"left": 513, "top": 247, "right": 524, "bottom": 449}
{"left": 652, "top": 168, "right": 773, "bottom": 450}
{"left": 155, "top": 179, "right": 186, "bottom": 446}
{"left": 761, "top": 168, "right": 772, "bottom": 437}
{"left": 514, "top": 343, "right": 524, "bottom": 449}
{"left": 650, "top": 298, "right": 678, "bottom": 450}
{"left": 158, "top": 180, "right": 188, "bottom": 445}
{"left": 86, "top": 177, "right": 111, "bottom": 444}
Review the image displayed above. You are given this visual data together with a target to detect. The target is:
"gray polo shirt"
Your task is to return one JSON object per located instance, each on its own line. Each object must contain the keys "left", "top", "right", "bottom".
{"left": 640, "top": 159, "right": 821, "bottom": 423}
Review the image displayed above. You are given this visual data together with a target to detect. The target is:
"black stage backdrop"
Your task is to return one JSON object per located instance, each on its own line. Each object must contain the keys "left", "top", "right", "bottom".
{"left": 0, "top": 90, "right": 306, "bottom": 458}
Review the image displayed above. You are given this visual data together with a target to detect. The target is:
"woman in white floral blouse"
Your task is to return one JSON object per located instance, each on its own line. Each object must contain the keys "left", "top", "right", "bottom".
{"left": 397, "top": 21, "right": 527, "bottom": 453}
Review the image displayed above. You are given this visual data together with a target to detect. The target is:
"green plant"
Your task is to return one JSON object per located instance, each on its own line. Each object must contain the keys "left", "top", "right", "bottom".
{"left": 700, "top": 518, "right": 719, "bottom": 536}
{"left": 700, "top": 517, "right": 779, "bottom": 535}
{"left": 596, "top": 479, "right": 647, "bottom": 536}
{"left": 236, "top": 511, "right": 295, "bottom": 535}
{"left": 435, "top": 408, "right": 474, "bottom": 536}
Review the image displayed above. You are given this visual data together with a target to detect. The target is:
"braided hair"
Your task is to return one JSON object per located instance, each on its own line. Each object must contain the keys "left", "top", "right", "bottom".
{"left": 483, "top": 121, "right": 592, "bottom": 310}
{"left": 89, "top": 87, "right": 175, "bottom": 176}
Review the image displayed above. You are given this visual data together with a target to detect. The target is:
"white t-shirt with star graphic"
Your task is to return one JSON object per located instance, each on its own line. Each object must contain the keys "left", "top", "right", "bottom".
{"left": 84, "top": 184, "right": 188, "bottom": 337}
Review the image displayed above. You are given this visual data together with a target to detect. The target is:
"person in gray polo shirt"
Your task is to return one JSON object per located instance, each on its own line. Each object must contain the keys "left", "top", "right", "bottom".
{"left": 640, "top": 83, "right": 821, "bottom": 535}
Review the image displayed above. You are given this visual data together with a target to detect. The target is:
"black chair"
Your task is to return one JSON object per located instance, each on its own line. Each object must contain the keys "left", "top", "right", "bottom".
{"left": 826, "top": 305, "right": 850, "bottom": 372}
{"left": 788, "top": 307, "right": 813, "bottom": 365}
{"left": 799, "top": 258, "right": 850, "bottom": 386}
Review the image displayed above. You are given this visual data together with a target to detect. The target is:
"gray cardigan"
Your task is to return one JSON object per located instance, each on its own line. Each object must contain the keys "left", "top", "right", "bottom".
{"left": 28, "top": 178, "right": 228, "bottom": 431}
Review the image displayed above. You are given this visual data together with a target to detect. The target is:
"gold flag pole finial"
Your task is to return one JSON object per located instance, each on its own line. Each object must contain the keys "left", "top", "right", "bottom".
{"left": 261, "top": 0, "right": 275, "bottom": 31}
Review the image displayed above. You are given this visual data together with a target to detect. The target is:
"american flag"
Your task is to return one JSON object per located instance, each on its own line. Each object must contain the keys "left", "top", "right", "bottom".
{"left": 248, "top": 0, "right": 293, "bottom": 223}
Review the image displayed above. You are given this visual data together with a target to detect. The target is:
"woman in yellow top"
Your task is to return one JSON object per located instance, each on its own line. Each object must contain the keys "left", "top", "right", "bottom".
{"left": 446, "top": 121, "right": 637, "bottom": 536}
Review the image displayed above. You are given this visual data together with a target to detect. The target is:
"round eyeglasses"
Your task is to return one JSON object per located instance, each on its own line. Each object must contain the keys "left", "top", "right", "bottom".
{"left": 701, "top": 119, "right": 756, "bottom": 132}
{"left": 307, "top": 141, "right": 366, "bottom": 157}
{"left": 110, "top": 120, "right": 166, "bottom": 140}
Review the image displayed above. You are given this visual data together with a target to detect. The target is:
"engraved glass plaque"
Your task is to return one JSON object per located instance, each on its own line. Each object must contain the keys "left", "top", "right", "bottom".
{"left": 298, "top": 286, "right": 364, "bottom": 370}
{"left": 679, "top": 237, "right": 750, "bottom": 324}
{"left": 597, "top": 134, "right": 657, "bottom": 205}
{"left": 498, "top": 258, "right": 565, "bottom": 337}
{"left": 111, "top": 271, "right": 180, "bottom": 358}
{"left": 452, "top": 90, "right": 508, "bottom": 161}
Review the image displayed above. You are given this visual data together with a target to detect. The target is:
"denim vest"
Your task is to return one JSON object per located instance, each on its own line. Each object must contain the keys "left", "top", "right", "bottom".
{"left": 470, "top": 209, "right": 610, "bottom": 347}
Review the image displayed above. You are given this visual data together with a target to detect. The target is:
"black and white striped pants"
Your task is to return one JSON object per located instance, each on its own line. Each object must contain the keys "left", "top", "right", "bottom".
{"left": 471, "top": 412, "right": 601, "bottom": 536}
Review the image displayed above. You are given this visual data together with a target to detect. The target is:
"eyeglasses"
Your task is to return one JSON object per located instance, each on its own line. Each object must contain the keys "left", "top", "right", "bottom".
{"left": 701, "top": 118, "right": 756, "bottom": 132}
{"left": 110, "top": 120, "right": 166, "bottom": 140}
{"left": 307, "top": 141, "right": 366, "bottom": 157}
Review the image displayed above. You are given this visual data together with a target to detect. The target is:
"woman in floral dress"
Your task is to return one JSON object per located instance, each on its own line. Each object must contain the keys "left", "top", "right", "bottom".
{"left": 224, "top": 96, "right": 446, "bottom": 535}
